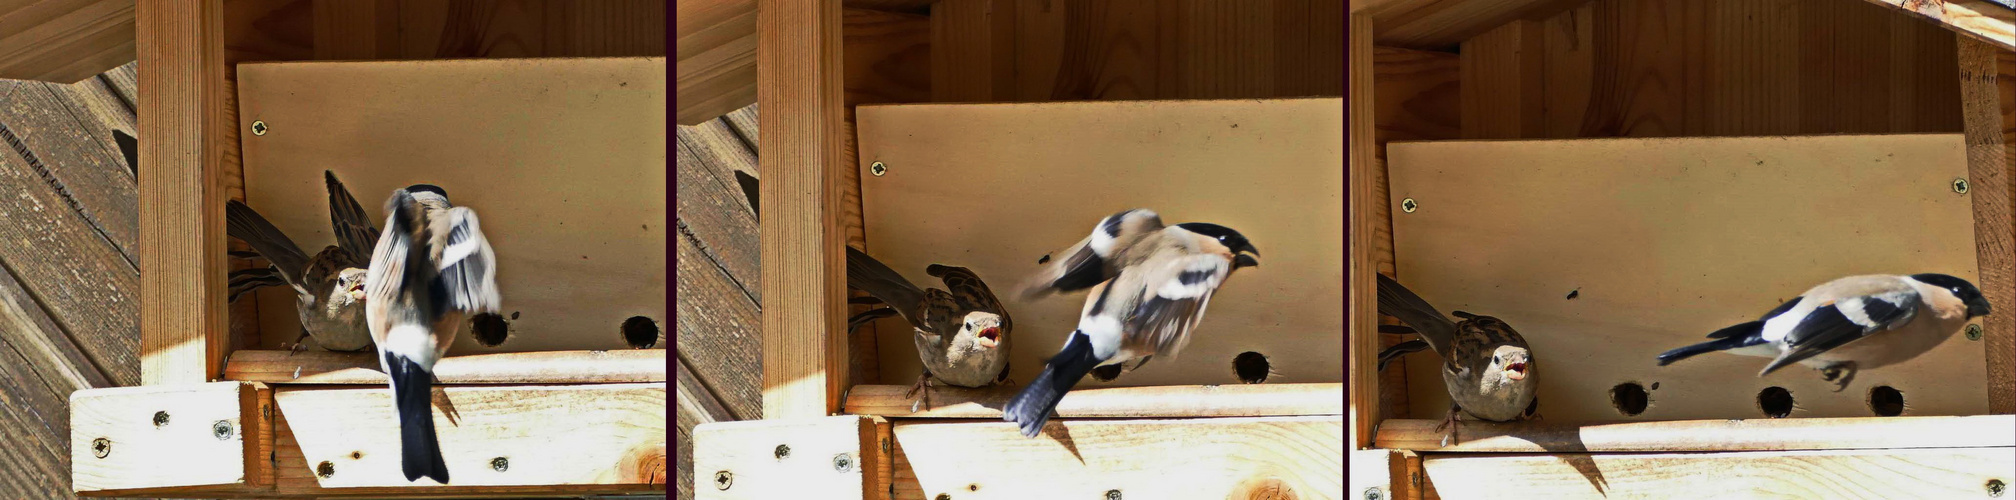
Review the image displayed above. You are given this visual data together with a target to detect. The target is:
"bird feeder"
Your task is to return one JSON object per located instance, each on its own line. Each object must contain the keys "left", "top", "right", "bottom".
{"left": 686, "top": 1, "right": 1347, "bottom": 499}
{"left": 58, "top": 1, "right": 668, "bottom": 497}
{"left": 1349, "top": 1, "right": 2014, "bottom": 498}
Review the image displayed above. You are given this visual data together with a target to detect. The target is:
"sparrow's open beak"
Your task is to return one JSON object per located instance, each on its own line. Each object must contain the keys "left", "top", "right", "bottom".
{"left": 976, "top": 327, "right": 1000, "bottom": 349}
{"left": 1503, "top": 361, "right": 1529, "bottom": 381}
{"left": 347, "top": 285, "right": 366, "bottom": 302}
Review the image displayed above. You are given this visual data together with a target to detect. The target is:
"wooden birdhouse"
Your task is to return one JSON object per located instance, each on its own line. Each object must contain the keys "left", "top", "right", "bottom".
{"left": 683, "top": 1, "right": 1347, "bottom": 499}
{"left": 43, "top": 1, "right": 670, "bottom": 497}
{"left": 1348, "top": 0, "right": 2014, "bottom": 498}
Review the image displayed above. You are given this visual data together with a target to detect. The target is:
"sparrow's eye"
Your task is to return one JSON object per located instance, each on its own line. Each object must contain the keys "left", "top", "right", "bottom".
{"left": 1493, "top": 355, "right": 1502, "bottom": 364}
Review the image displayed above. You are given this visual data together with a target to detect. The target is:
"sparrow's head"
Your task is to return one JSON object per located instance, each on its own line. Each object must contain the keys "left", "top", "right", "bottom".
{"left": 335, "top": 267, "right": 368, "bottom": 303}
{"left": 957, "top": 311, "right": 1005, "bottom": 351}
{"left": 1912, "top": 273, "right": 1992, "bottom": 319}
{"left": 1488, "top": 345, "right": 1533, "bottom": 384}
{"left": 1176, "top": 222, "right": 1260, "bottom": 269}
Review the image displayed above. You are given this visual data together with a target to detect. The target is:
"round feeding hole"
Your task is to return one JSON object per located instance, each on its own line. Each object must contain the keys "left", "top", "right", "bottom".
{"left": 1869, "top": 386, "right": 1905, "bottom": 417}
{"left": 471, "top": 313, "right": 509, "bottom": 347}
{"left": 623, "top": 316, "right": 660, "bottom": 349}
{"left": 1609, "top": 382, "right": 1648, "bottom": 416}
{"left": 1232, "top": 352, "right": 1270, "bottom": 384}
{"left": 1758, "top": 386, "right": 1794, "bottom": 418}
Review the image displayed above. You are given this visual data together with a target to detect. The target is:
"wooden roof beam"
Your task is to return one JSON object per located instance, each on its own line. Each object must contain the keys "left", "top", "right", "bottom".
{"left": 0, "top": 0, "right": 136, "bottom": 83}
{"left": 1352, "top": 0, "right": 1587, "bottom": 51}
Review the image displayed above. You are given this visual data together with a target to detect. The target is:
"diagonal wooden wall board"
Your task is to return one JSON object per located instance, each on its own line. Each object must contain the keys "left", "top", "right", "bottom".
{"left": 235, "top": 57, "right": 667, "bottom": 354}
{"left": 1386, "top": 134, "right": 1987, "bottom": 422}
{"left": 855, "top": 98, "right": 1345, "bottom": 388}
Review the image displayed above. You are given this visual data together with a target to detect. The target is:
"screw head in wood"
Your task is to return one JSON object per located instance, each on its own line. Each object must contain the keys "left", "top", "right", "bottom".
{"left": 1401, "top": 198, "right": 1418, "bottom": 213}
{"left": 714, "top": 470, "right": 733, "bottom": 490}
{"left": 91, "top": 438, "right": 109, "bottom": 458}
{"left": 152, "top": 411, "right": 169, "bottom": 427}
{"left": 833, "top": 453, "right": 854, "bottom": 472}
{"left": 491, "top": 457, "right": 509, "bottom": 472}
{"left": 1364, "top": 487, "right": 1385, "bottom": 500}
{"left": 251, "top": 120, "right": 268, "bottom": 136}
{"left": 1106, "top": 489, "right": 1121, "bottom": 500}
{"left": 316, "top": 461, "right": 335, "bottom": 478}
{"left": 1968, "top": 324, "right": 1984, "bottom": 341}
{"left": 1990, "top": 479, "right": 2006, "bottom": 497}
{"left": 871, "top": 161, "right": 887, "bottom": 176}
{"left": 774, "top": 444, "right": 790, "bottom": 460}
{"left": 1954, "top": 178, "right": 1971, "bottom": 194}
{"left": 212, "top": 420, "right": 233, "bottom": 440}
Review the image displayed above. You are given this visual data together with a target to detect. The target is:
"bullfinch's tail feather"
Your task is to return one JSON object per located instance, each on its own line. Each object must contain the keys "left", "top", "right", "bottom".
{"left": 1657, "top": 321, "right": 1766, "bottom": 366}
{"left": 1374, "top": 274, "right": 1457, "bottom": 356}
{"left": 1003, "top": 331, "right": 1103, "bottom": 438}
{"left": 385, "top": 352, "right": 449, "bottom": 483}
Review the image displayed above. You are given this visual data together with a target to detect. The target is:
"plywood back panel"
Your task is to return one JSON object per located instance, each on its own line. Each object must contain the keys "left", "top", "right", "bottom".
{"left": 237, "top": 57, "right": 667, "bottom": 354}
{"left": 1386, "top": 135, "right": 1987, "bottom": 422}
{"left": 856, "top": 98, "right": 1344, "bottom": 388}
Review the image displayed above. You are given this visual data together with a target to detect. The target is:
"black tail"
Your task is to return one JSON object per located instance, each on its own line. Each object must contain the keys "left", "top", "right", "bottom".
{"left": 1003, "top": 331, "right": 1104, "bottom": 438}
{"left": 1374, "top": 274, "right": 1457, "bottom": 355}
{"left": 1378, "top": 339, "right": 1430, "bottom": 372}
{"left": 224, "top": 200, "right": 310, "bottom": 286}
{"left": 1656, "top": 321, "right": 1766, "bottom": 366}
{"left": 845, "top": 246, "right": 926, "bottom": 317}
{"left": 386, "top": 353, "right": 449, "bottom": 483}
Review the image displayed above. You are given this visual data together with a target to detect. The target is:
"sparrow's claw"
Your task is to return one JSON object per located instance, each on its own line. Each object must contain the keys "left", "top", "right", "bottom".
{"left": 1436, "top": 404, "right": 1462, "bottom": 446}
{"left": 287, "top": 329, "right": 312, "bottom": 356}
{"left": 905, "top": 373, "right": 933, "bottom": 411}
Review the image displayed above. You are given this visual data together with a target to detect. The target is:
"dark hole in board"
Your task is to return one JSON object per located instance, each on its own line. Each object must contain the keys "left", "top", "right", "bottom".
{"left": 1869, "top": 386, "right": 1905, "bottom": 416}
{"left": 935, "top": 494, "right": 951, "bottom": 500}
{"left": 471, "top": 313, "right": 509, "bottom": 347}
{"left": 350, "top": 451, "right": 361, "bottom": 460}
{"left": 1758, "top": 386, "right": 1794, "bottom": 418}
{"left": 510, "top": 311, "right": 520, "bottom": 320}
{"left": 1609, "top": 382, "right": 1648, "bottom": 416}
{"left": 1232, "top": 351, "right": 1269, "bottom": 384}
{"left": 623, "top": 316, "right": 660, "bottom": 349}
{"left": 1649, "top": 382, "right": 1659, "bottom": 390}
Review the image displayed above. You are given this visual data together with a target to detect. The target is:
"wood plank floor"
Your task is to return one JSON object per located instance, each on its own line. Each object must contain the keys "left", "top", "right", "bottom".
{"left": 0, "top": 62, "right": 139, "bottom": 499}
{"left": 674, "top": 104, "right": 762, "bottom": 500}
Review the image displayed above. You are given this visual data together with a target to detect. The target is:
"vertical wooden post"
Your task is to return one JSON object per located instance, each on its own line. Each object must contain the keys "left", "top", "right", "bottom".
{"left": 1958, "top": 37, "right": 2015, "bottom": 415}
{"left": 138, "top": 0, "right": 229, "bottom": 386}
{"left": 759, "top": 0, "right": 850, "bottom": 418}
{"left": 1349, "top": 13, "right": 1381, "bottom": 450}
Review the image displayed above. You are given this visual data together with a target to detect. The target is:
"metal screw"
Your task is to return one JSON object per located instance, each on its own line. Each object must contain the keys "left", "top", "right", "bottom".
{"left": 714, "top": 470, "right": 733, "bottom": 490}
{"left": 1364, "top": 487, "right": 1386, "bottom": 500}
{"left": 1968, "top": 324, "right": 1984, "bottom": 341}
{"left": 1990, "top": 479, "right": 2006, "bottom": 497}
{"left": 91, "top": 438, "right": 109, "bottom": 458}
{"left": 1401, "top": 198, "right": 1418, "bottom": 213}
{"left": 1106, "top": 489, "right": 1122, "bottom": 500}
{"left": 316, "top": 461, "right": 335, "bottom": 478}
{"left": 251, "top": 120, "right": 268, "bottom": 136}
{"left": 1955, "top": 178, "right": 1971, "bottom": 194}
{"left": 491, "top": 457, "right": 509, "bottom": 472}
{"left": 870, "top": 161, "right": 887, "bottom": 176}
{"left": 152, "top": 411, "right": 169, "bottom": 427}
{"left": 212, "top": 420, "right": 234, "bottom": 440}
{"left": 832, "top": 453, "right": 854, "bottom": 473}
{"left": 774, "top": 444, "right": 791, "bottom": 460}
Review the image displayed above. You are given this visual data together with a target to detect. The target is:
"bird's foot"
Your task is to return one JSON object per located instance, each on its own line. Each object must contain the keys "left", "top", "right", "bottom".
{"left": 1821, "top": 361, "right": 1858, "bottom": 392}
{"left": 905, "top": 374, "right": 933, "bottom": 412}
{"left": 286, "top": 330, "right": 313, "bottom": 356}
{"left": 1435, "top": 404, "right": 1462, "bottom": 447}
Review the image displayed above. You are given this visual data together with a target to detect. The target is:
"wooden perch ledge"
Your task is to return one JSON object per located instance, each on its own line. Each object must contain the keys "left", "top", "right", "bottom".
{"left": 1375, "top": 414, "right": 2016, "bottom": 452}
{"left": 223, "top": 349, "right": 666, "bottom": 384}
{"left": 842, "top": 382, "right": 1345, "bottom": 418}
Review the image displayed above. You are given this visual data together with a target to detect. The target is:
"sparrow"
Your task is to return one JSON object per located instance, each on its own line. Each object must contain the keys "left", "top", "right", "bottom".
{"left": 366, "top": 184, "right": 502, "bottom": 484}
{"left": 221, "top": 170, "right": 383, "bottom": 353}
{"left": 1002, "top": 209, "right": 1259, "bottom": 438}
{"left": 1376, "top": 273, "right": 1538, "bottom": 446}
{"left": 845, "top": 246, "right": 1012, "bottom": 411}
{"left": 1657, "top": 273, "right": 1991, "bottom": 392}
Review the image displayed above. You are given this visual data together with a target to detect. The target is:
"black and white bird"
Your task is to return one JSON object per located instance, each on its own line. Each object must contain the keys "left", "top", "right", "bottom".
{"left": 222, "top": 171, "right": 381, "bottom": 353}
{"left": 365, "top": 184, "right": 502, "bottom": 483}
{"left": 1002, "top": 209, "right": 1259, "bottom": 438}
{"left": 1657, "top": 273, "right": 1992, "bottom": 391}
